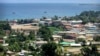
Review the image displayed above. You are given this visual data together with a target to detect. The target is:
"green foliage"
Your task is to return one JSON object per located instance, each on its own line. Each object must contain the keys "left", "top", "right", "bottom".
{"left": 62, "top": 16, "right": 70, "bottom": 21}
{"left": 81, "top": 45, "right": 100, "bottom": 56}
{"left": 17, "top": 19, "right": 33, "bottom": 24}
{"left": 9, "top": 42, "right": 21, "bottom": 52}
{"left": 28, "top": 31, "right": 35, "bottom": 40}
{"left": 75, "top": 38, "right": 86, "bottom": 43}
{"left": 0, "top": 21, "right": 11, "bottom": 36}
{"left": 0, "top": 30, "right": 5, "bottom": 36}
{"left": 7, "top": 32, "right": 36, "bottom": 52}
{"left": 7, "top": 33, "right": 28, "bottom": 45}
{"left": 55, "top": 45, "right": 63, "bottom": 56}
{"left": 40, "top": 16, "right": 47, "bottom": 21}
{"left": 52, "top": 15, "right": 59, "bottom": 20}
{"left": 42, "top": 16, "right": 47, "bottom": 20}
{"left": 8, "top": 36, "right": 17, "bottom": 45}
{"left": 3, "top": 23, "right": 11, "bottom": 30}
{"left": 22, "top": 42, "right": 29, "bottom": 50}
{"left": 41, "top": 42, "right": 57, "bottom": 56}
{"left": 93, "top": 36, "right": 100, "bottom": 41}
{"left": 17, "top": 33, "right": 27, "bottom": 42}
{"left": 48, "top": 27, "right": 63, "bottom": 34}
{"left": 38, "top": 26, "right": 53, "bottom": 41}
{"left": 69, "top": 11, "right": 100, "bottom": 23}
{"left": 0, "top": 23, "right": 11, "bottom": 30}
{"left": 28, "top": 46, "right": 35, "bottom": 51}
{"left": 0, "top": 44, "right": 4, "bottom": 52}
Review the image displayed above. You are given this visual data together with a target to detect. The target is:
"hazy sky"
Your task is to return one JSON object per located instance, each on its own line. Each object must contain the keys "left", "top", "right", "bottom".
{"left": 1, "top": 0, "right": 100, "bottom": 3}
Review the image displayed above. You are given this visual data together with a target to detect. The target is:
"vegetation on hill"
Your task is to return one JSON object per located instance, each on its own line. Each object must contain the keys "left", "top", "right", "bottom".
{"left": 61, "top": 11, "right": 100, "bottom": 24}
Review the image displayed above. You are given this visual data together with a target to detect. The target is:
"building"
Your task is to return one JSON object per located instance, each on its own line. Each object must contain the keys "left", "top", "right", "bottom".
{"left": 85, "top": 22, "right": 98, "bottom": 30}
{"left": 69, "top": 20, "right": 82, "bottom": 25}
{"left": 52, "top": 20, "right": 61, "bottom": 26}
{"left": 60, "top": 21, "right": 72, "bottom": 31}
{"left": 11, "top": 24, "right": 39, "bottom": 35}
{"left": 52, "top": 35, "right": 62, "bottom": 41}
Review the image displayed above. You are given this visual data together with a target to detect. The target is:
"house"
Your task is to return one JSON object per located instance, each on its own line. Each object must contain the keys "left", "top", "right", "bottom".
{"left": 78, "top": 31, "right": 86, "bottom": 36}
{"left": 91, "top": 42, "right": 100, "bottom": 45}
{"left": 60, "top": 21, "right": 72, "bottom": 31}
{"left": 67, "top": 47, "right": 81, "bottom": 54}
{"left": 69, "top": 20, "right": 82, "bottom": 25}
{"left": 9, "top": 20, "right": 18, "bottom": 25}
{"left": 77, "top": 35, "right": 86, "bottom": 39}
{"left": 31, "top": 23, "right": 39, "bottom": 26}
{"left": 55, "top": 31, "right": 77, "bottom": 39}
{"left": 39, "top": 18, "right": 52, "bottom": 26}
{"left": 85, "top": 22, "right": 98, "bottom": 30}
{"left": 17, "top": 50, "right": 29, "bottom": 56}
{"left": 6, "top": 51, "right": 15, "bottom": 56}
{"left": 11, "top": 24, "right": 39, "bottom": 35}
{"left": 39, "top": 21, "right": 45, "bottom": 26}
{"left": 1, "top": 36, "right": 9, "bottom": 46}
{"left": 34, "top": 41, "right": 47, "bottom": 47}
{"left": 72, "top": 24, "right": 84, "bottom": 29}
{"left": 32, "top": 19, "right": 40, "bottom": 23}
{"left": 0, "top": 38, "right": 3, "bottom": 43}
{"left": 52, "top": 20, "right": 61, "bottom": 26}
{"left": 44, "top": 18, "right": 52, "bottom": 26}
{"left": 70, "top": 43, "right": 81, "bottom": 47}
{"left": 52, "top": 35, "right": 62, "bottom": 41}
{"left": 65, "top": 31, "right": 77, "bottom": 39}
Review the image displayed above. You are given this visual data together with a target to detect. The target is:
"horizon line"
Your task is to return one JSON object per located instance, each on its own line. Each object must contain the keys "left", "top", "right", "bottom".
{"left": 0, "top": 2, "right": 100, "bottom": 4}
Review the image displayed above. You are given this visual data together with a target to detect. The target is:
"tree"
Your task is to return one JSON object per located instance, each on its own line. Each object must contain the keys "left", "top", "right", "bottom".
{"left": 93, "top": 36, "right": 100, "bottom": 41}
{"left": 22, "top": 41, "right": 29, "bottom": 50}
{"left": 9, "top": 42, "right": 21, "bottom": 52}
{"left": 75, "top": 38, "right": 86, "bottom": 43}
{"left": 40, "top": 16, "right": 47, "bottom": 21}
{"left": 75, "top": 38, "right": 86, "bottom": 46}
{"left": 8, "top": 36, "right": 17, "bottom": 45}
{"left": 28, "top": 31, "right": 35, "bottom": 40}
{"left": 81, "top": 46, "right": 91, "bottom": 56}
{"left": 55, "top": 45, "right": 63, "bottom": 56}
{"left": 28, "top": 46, "right": 35, "bottom": 51}
{"left": 52, "top": 15, "right": 59, "bottom": 20}
{"left": 17, "top": 33, "right": 27, "bottom": 42}
{"left": 0, "top": 22, "right": 11, "bottom": 35}
{"left": 81, "top": 45, "right": 100, "bottom": 56}
{"left": 0, "top": 29, "right": 5, "bottom": 35}
{"left": 41, "top": 42, "right": 57, "bottom": 56}
{"left": 0, "top": 44, "right": 4, "bottom": 52}
{"left": 4, "top": 23, "right": 11, "bottom": 30}
{"left": 38, "top": 26, "right": 53, "bottom": 41}
{"left": 62, "top": 16, "right": 70, "bottom": 21}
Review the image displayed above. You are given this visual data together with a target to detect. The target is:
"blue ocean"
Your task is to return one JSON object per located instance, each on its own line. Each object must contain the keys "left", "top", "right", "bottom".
{"left": 0, "top": 3, "right": 100, "bottom": 20}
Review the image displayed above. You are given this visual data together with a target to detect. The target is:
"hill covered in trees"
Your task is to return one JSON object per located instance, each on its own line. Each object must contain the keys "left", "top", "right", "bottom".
{"left": 69, "top": 11, "right": 100, "bottom": 23}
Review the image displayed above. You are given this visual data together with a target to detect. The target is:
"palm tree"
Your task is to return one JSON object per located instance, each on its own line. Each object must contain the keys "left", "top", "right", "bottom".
{"left": 55, "top": 45, "right": 64, "bottom": 56}
{"left": 81, "top": 45, "right": 100, "bottom": 56}
{"left": 81, "top": 46, "right": 91, "bottom": 56}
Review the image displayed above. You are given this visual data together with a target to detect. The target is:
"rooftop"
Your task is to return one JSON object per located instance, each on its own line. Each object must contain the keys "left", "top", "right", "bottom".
{"left": 11, "top": 24, "right": 39, "bottom": 31}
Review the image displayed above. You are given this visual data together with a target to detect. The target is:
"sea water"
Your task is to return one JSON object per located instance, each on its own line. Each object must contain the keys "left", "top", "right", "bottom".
{"left": 0, "top": 3, "right": 100, "bottom": 20}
